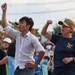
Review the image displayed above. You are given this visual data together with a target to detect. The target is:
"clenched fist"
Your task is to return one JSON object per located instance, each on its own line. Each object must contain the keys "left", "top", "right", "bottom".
{"left": 47, "top": 20, "right": 53, "bottom": 25}
{"left": 1, "top": 3, "right": 7, "bottom": 12}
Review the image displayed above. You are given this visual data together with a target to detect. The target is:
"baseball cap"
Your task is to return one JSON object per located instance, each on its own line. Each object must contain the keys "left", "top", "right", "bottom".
{"left": 58, "top": 18, "right": 75, "bottom": 30}
{"left": 3, "top": 38, "right": 12, "bottom": 43}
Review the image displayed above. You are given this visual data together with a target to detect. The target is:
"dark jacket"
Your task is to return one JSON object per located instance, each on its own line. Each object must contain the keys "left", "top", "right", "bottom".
{"left": 0, "top": 49, "right": 6, "bottom": 75}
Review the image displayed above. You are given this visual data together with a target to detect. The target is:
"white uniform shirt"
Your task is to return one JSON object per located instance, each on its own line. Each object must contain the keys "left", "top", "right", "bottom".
{"left": 4, "top": 26, "right": 45, "bottom": 69}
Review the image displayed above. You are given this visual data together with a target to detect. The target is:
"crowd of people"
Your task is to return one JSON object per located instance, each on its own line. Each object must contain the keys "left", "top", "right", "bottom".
{"left": 0, "top": 2, "right": 75, "bottom": 75}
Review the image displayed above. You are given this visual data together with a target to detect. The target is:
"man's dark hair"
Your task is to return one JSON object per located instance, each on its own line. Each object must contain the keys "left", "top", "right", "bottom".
{"left": 19, "top": 16, "right": 34, "bottom": 31}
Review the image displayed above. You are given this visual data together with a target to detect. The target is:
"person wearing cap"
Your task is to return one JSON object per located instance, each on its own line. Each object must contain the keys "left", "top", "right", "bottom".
{"left": 44, "top": 43, "right": 54, "bottom": 75}
{"left": 44, "top": 42, "right": 54, "bottom": 58}
{"left": 41, "top": 19, "right": 75, "bottom": 75}
{"left": 0, "top": 41, "right": 16, "bottom": 75}
{"left": 1, "top": 3, "right": 45, "bottom": 75}
{"left": 2, "top": 37, "right": 12, "bottom": 54}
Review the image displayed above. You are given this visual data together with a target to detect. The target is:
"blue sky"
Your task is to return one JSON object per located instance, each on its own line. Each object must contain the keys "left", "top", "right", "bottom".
{"left": 0, "top": 0, "right": 75, "bottom": 32}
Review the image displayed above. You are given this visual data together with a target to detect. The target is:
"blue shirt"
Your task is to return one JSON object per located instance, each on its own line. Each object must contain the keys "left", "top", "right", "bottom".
{"left": 8, "top": 56, "right": 14, "bottom": 75}
{"left": 51, "top": 34, "right": 75, "bottom": 67}
{"left": 34, "top": 53, "right": 40, "bottom": 74}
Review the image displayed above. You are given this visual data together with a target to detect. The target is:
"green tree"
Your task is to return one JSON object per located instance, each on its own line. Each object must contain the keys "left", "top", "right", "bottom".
{"left": 0, "top": 20, "right": 2, "bottom": 25}
{"left": 72, "top": 31, "right": 75, "bottom": 37}
{"left": 53, "top": 24, "right": 61, "bottom": 34}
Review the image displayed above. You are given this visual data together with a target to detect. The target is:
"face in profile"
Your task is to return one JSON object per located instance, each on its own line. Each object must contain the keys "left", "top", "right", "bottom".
{"left": 18, "top": 20, "right": 30, "bottom": 32}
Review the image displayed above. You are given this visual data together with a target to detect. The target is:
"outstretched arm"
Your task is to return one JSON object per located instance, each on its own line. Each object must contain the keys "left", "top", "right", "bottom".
{"left": 1, "top": 3, "right": 8, "bottom": 28}
{"left": 41, "top": 20, "right": 53, "bottom": 40}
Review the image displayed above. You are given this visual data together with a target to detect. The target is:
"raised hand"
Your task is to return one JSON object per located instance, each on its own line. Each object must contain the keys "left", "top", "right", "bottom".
{"left": 1, "top": 3, "right": 7, "bottom": 12}
{"left": 1, "top": 3, "right": 8, "bottom": 28}
{"left": 47, "top": 20, "right": 53, "bottom": 25}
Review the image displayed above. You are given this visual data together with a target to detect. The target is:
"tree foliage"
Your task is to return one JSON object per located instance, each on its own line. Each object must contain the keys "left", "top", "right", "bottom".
{"left": 53, "top": 25, "right": 61, "bottom": 34}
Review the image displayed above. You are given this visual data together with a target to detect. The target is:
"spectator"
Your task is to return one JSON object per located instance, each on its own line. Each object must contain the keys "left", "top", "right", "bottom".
{"left": 0, "top": 49, "right": 6, "bottom": 75}
{"left": 40, "top": 56, "right": 50, "bottom": 75}
{"left": 2, "top": 37, "right": 12, "bottom": 54}
{"left": 0, "top": 41, "right": 16, "bottom": 75}
{"left": 34, "top": 50, "right": 40, "bottom": 75}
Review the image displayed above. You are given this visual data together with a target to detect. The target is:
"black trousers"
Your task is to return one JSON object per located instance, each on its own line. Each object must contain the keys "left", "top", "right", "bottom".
{"left": 52, "top": 64, "right": 75, "bottom": 75}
